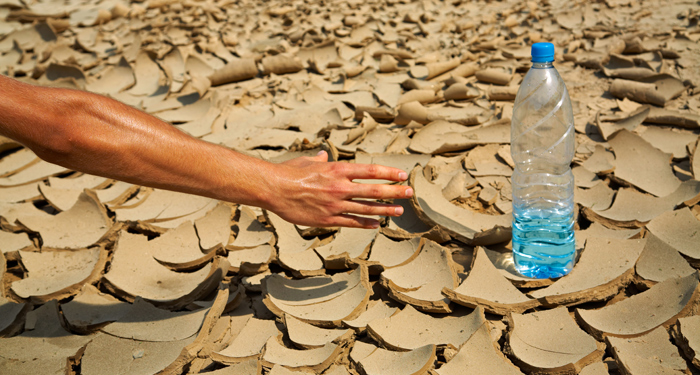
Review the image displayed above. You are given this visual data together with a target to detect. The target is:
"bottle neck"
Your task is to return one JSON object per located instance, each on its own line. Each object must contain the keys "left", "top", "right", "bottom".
{"left": 531, "top": 61, "right": 553, "bottom": 69}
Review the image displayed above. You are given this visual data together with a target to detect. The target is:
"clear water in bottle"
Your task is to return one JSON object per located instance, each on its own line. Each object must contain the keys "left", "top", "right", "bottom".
{"left": 511, "top": 43, "right": 576, "bottom": 279}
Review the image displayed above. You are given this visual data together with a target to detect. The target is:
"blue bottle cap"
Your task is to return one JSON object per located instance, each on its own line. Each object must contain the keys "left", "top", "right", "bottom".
{"left": 531, "top": 42, "right": 554, "bottom": 63}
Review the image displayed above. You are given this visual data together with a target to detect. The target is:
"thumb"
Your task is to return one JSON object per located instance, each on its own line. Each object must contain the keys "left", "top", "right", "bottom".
{"left": 315, "top": 150, "right": 329, "bottom": 162}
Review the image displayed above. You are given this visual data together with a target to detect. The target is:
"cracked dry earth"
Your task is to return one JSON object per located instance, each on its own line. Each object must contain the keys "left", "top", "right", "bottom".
{"left": 1, "top": 0, "right": 700, "bottom": 374}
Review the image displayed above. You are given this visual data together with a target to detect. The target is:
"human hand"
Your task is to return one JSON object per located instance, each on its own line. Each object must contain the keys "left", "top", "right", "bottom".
{"left": 266, "top": 151, "right": 413, "bottom": 229}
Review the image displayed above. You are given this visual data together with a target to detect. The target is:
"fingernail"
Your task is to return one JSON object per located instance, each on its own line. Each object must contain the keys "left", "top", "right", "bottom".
{"left": 405, "top": 188, "right": 413, "bottom": 198}
{"left": 370, "top": 221, "right": 380, "bottom": 228}
{"left": 398, "top": 172, "right": 408, "bottom": 180}
{"left": 394, "top": 207, "right": 404, "bottom": 215}
{"left": 317, "top": 150, "right": 326, "bottom": 156}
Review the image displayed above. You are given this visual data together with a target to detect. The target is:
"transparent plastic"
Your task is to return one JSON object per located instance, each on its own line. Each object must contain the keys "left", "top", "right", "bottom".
{"left": 510, "top": 60, "right": 576, "bottom": 279}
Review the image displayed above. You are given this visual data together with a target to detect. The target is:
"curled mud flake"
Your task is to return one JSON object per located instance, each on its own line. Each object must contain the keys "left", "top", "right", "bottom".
{"left": 358, "top": 344, "right": 437, "bottom": 375}
{"left": 607, "top": 327, "right": 689, "bottom": 375}
{"left": 314, "top": 227, "right": 378, "bottom": 270}
{"left": 0, "top": 230, "right": 33, "bottom": 255}
{"left": 261, "top": 266, "right": 371, "bottom": 327}
{"left": 581, "top": 145, "right": 615, "bottom": 175}
{"left": 575, "top": 183, "right": 614, "bottom": 210}
{"left": 381, "top": 203, "right": 437, "bottom": 242}
{"left": 367, "top": 304, "right": 485, "bottom": 351}
{"left": 150, "top": 222, "right": 217, "bottom": 271}
{"left": 647, "top": 208, "right": 700, "bottom": 262}
{"left": 128, "top": 51, "right": 165, "bottom": 97}
{"left": 62, "top": 285, "right": 130, "bottom": 333}
{"left": 341, "top": 300, "right": 398, "bottom": 333}
{"left": 113, "top": 188, "right": 213, "bottom": 222}
{"left": 0, "top": 183, "right": 40, "bottom": 204}
{"left": 103, "top": 230, "right": 227, "bottom": 309}
{"left": 482, "top": 246, "right": 554, "bottom": 288}
{"left": 11, "top": 246, "right": 107, "bottom": 303}
{"left": 211, "top": 317, "right": 279, "bottom": 363}
{"left": 444, "top": 82, "right": 481, "bottom": 101}
{"left": 635, "top": 233, "right": 695, "bottom": 289}
{"left": 645, "top": 107, "right": 700, "bottom": 130}
{"left": 672, "top": 315, "right": 700, "bottom": 371}
{"left": 0, "top": 148, "right": 39, "bottom": 178}
{"left": 18, "top": 190, "right": 117, "bottom": 249}
{"left": 594, "top": 106, "right": 649, "bottom": 140}
{"left": 576, "top": 272, "right": 700, "bottom": 340}
{"left": 443, "top": 247, "right": 539, "bottom": 315}
{"left": 691, "top": 138, "right": 700, "bottom": 180}
{"left": 260, "top": 336, "right": 344, "bottom": 373}
{"left": 584, "top": 180, "right": 700, "bottom": 228}
{"left": 262, "top": 54, "right": 304, "bottom": 75}
{"left": 85, "top": 57, "right": 135, "bottom": 94}
{"left": 0, "top": 295, "right": 29, "bottom": 337}
{"left": 602, "top": 56, "right": 658, "bottom": 81}
{"left": 608, "top": 129, "right": 681, "bottom": 197}
{"left": 395, "top": 101, "right": 430, "bottom": 125}
{"left": 0, "top": 159, "right": 68, "bottom": 187}
{"left": 410, "top": 58, "right": 460, "bottom": 80}
{"left": 101, "top": 298, "right": 209, "bottom": 342}
{"left": 475, "top": 67, "right": 514, "bottom": 86}
{"left": 637, "top": 126, "right": 698, "bottom": 160}
{"left": 138, "top": 199, "right": 219, "bottom": 233}
{"left": 409, "top": 120, "right": 510, "bottom": 155}
{"left": 284, "top": 314, "right": 353, "bottom": 349}
{"left": 227, "top": 244, "right": 274, "bottom": 275}
{"left": 436, "top": 323, "right": 524, "bottom": 375}
{"left": 379, "top": 239, "right": 460, "bottom": 313}
{"left": 397, "top": 89, "right": 439, "bottom": 105}
{"left": 48, "top": 173, "right": 111, "bottom": 190}
{"left": 208, "top": 58, "right": 258, "bottom": 86}
{"left": 359, "top": 234, "right": 423, "bottom": 275}
{"left": 155, "top": 98, "right": 212, "bottom": 124}
{"left": 529, "top": 238, "right": 645, "bottom": 307}
{"left": 488, "top": 86, "right": 519, "bottom": 101}
{"left": 609, "top": 74, "right": 686, "bottom": 107}
{"left": 264, "top": 211, "right": 324, "bottom": 277}
{"left": 229, "top": 206, "right": 274, "bottom": 249}
{"left": 505, "top": 307, "right": 605, "bottom": 374}
{"left": 41, "top": 63, "right": 87, "bottom": 89}
{"left": 409, "top": 165, "right": 511, "bottom": 245}
{"left": 194, "top": 202, "right": 233, "bottom": 251}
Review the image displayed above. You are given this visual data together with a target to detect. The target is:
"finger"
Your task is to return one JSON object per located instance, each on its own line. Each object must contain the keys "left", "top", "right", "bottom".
{"left": 345, "top": 164, "right": 408, "bottom": 182}
{"left": 349, "top": 183, "right": 413, "bottom": 200}
{"left": 326, "top": 214, "right": 381, "bottom": 229}
{"left": 341, "top": 200, "right": 404, "bottom": 217}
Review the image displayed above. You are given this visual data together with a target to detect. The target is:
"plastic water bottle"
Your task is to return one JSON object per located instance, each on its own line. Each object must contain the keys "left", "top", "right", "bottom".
{"left": 510, "top": 42, "right": 575, "bottom": 279}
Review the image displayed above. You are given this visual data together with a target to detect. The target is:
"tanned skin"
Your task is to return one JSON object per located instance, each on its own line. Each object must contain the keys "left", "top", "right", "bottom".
{"left": 0, "top": 75, "right": 413, "bottom": 228}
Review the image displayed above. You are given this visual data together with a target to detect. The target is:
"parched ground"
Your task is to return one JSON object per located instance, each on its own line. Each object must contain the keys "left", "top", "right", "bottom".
{"left": 1, "top": 0, "right": 700, "bottom": 374}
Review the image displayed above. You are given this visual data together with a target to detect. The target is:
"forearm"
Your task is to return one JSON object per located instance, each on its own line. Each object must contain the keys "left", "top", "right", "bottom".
{"left": 0, "top": 75, "right": 277, "bottom": 209}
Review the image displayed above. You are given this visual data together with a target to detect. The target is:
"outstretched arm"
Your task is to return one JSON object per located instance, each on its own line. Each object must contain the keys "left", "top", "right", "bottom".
{"left": 0, "top": 75, "right": 412, "bottom": 228}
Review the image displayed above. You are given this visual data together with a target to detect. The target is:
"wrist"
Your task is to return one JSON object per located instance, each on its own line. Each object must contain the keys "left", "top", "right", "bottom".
{"left": 216, "top": 148, "right": 285, "bottom": 211}
{"left": 256, "top": 162, "right": 288, "bottom": 213}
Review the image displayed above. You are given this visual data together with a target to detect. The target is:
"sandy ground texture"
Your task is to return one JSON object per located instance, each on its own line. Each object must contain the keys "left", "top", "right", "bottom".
{"left": 1, "top": 0, "right": 700, "bottom": 374}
